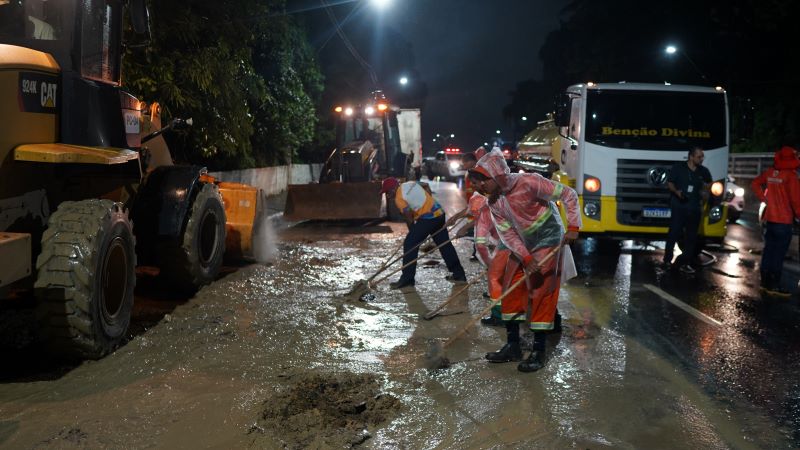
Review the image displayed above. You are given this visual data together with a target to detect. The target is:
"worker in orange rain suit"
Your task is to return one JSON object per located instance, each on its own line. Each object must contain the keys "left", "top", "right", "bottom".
{"left": 467, "top": 191, "right": 516, "bottom": 326}
{"left": 469, "top": 149, "right": 581, "bottom": 372}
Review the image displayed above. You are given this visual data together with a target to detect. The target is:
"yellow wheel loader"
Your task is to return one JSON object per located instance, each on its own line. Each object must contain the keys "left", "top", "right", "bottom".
{"left": 0, "top": 0, "right": 263, "bottom": 359}
{"left": 284, "top": 93, "right": 422, "bottom": 221}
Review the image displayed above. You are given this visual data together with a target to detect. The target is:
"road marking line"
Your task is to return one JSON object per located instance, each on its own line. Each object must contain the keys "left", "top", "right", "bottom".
{"left": 643, "top": 284, "right": 724, "bottom": 328}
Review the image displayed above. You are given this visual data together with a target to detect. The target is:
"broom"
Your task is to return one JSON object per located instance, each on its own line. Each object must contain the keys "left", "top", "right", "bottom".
{"left": 344, "top": 210, "right": 467, "bottom": 300}
{"left": 422, "top": 272, "right": 486, "bottom": 320}
{"left": 424, "top": 243, "right": 563, "bottom": 370}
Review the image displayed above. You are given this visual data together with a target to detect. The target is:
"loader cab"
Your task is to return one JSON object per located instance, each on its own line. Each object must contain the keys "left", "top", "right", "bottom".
{"left": 0, "top": 0, "right": 146, "bottom": 150}
{"left": 0, "top": 0, "right": 123, "bottom": 84}
{"left": 334, "top": 101, "right": 404, "bottom": 177}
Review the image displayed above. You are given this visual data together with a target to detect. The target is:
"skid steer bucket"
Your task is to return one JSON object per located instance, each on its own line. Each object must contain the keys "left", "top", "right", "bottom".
{"left": 284, "top": 182, "right": 384, "bottom": 221}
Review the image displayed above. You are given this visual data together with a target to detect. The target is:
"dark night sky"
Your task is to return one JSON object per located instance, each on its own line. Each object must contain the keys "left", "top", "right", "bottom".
{"left": 306, "top": 0, "right": 569, "bottom": 153}
{"left": 385, "top": 0, "right": 568, "bottom": 150}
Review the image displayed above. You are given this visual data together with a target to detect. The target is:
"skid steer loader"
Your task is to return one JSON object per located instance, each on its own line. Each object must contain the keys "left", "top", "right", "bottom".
{"left": 0, "top": 0, "right": 264, "bottom": 359}
{"left": 284, "top": 92, "right": 422, "bottom": 221}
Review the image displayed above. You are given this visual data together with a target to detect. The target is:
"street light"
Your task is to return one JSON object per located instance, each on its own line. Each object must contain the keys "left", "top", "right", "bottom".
{"left": 521, "top": 116, "right": 527, "bottom": 122}
{"left": 664, "top": 44, "right": 708, "bottom": 81}
{"left": 496, "top": 130, "right": 501, "bottom": 135}
{"left": 450, "top": 133, "right": 455, "bottom": 138}
{"left": 371, "top": 0, "right": 391, "bottom": 10}
{"left": 399, "top": 76, "right": 408, "bottom": 86}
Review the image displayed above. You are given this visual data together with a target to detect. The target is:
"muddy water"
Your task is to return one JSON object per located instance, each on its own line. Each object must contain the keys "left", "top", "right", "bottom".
{"left": 0, "top": 214, "right": 790, "bottom": 448}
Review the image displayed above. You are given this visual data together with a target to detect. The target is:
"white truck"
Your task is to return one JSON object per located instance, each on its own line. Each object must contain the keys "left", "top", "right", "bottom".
{"left": 553, "top": 82, "right": 730, "bottom": 242}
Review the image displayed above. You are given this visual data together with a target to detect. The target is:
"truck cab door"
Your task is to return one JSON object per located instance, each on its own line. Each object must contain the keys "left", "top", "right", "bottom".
{"left": 557, "top": 96, "right": 582, "bottom": 185}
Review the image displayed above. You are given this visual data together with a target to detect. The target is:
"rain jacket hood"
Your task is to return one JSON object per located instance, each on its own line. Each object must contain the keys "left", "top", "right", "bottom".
{"left": 476, "top": 148, "right": 517, "bottom": 192}
{"left": 773, "top": 146, "right": 800, "bottom": 171}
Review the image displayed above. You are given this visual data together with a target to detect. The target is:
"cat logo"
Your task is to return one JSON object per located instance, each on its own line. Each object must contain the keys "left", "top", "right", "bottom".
{"left": 40, "top": 82, "right": 57, "bottom": 108}
{"left": 18, "top": 72, "right": 59, "bottom": 114}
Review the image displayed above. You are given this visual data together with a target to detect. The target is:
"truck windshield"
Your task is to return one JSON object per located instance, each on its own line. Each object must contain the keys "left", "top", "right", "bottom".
{"left": 0, "top": 0, "right": 69, "bottom": 46}
{"left": 584, "top": 90, "right": 726, "bottom": 151}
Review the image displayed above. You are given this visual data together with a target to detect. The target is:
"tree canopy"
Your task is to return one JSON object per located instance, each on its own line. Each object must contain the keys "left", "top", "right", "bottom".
{"left": 123, "top": 0, "right": 323, "bottom": 169}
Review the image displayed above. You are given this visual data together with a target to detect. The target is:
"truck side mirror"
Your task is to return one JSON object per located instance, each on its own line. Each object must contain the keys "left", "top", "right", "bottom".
{"left": 554, "top": 93, "right": 571, "bottom": 127}
{"left": 129, "top": 0, "right": 150, "bottom": 36}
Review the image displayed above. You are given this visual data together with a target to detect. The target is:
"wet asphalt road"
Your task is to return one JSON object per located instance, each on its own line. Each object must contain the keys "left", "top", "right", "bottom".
{"left": 378, "top": 179, "right": 800, "bottom": 447}
{"left": 0, "top": 179, "right": 798, "bottom": 448}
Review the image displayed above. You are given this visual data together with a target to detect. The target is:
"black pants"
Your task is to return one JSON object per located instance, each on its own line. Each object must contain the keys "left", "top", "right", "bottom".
{"left": 761, "top": 222, "right": 793, "bottom": 288}
{"left": 400, "top": 215, "right": 465, "bottom": 282}
{"left": 664, "top": 206, "right": 701, "bottom": 265}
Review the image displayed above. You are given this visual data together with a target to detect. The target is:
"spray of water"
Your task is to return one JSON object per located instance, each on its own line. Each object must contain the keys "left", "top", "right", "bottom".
{"left": 252, "top": 193, "right": 279, "bottom": 264}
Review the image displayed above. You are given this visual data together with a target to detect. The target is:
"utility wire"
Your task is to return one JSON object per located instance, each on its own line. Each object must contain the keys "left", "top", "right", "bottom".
{"left": 320, "top": 0, "right": 378, "bottom": 87}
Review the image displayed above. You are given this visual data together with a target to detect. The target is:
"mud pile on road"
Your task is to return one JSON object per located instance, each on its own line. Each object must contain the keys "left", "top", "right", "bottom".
{"left": 253, "top": 372, "right": 401, "bottom": 448}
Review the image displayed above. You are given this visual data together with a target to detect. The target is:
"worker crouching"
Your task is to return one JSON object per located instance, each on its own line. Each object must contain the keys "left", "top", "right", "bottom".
{"left": 468, "top": 149, "right": 581, "bottom": 372}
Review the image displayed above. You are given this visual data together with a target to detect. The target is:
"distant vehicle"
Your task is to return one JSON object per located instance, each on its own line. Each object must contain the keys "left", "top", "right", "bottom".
{"left": 487, "top": 138, "right": 517, "bottom": 166}
{"left": 725, "top": 175, "right": 745, "bottom": 222}
{"left": 423, "top": 148, "right": 465, "bottom": 181}
{"left": 514, "top": 116, "right": 561, "bottom": 177}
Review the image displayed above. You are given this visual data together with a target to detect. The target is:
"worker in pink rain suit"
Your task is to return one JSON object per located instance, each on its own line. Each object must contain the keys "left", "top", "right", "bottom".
{"left": 469, "top": 149, "right": 581, "bottom": 372}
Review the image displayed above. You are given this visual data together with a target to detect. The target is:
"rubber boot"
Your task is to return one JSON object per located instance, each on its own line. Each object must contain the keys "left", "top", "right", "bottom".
{"left": 485, "top": 322, "right": 522, "bottom": 363}
{"left": 480, "top": 304, "right": 504, "bottom": 327}
{"left": 518, "top": 332, "right": 547, "bottom": 372}
{"left": 552, "top": 310, "right": 562, "bottom": 333}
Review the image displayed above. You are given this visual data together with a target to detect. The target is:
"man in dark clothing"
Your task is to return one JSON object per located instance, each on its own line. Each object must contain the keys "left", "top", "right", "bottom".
{"left": 664, "top": 147, "right": 712, "bottom": 274}
{"left": 751, "top": 146, "right": 800, "bottom": 296}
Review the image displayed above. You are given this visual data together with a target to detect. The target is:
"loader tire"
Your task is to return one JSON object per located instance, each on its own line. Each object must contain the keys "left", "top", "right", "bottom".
{"left": 35, "top": 200, "right": 136, "bottom": 360}
{"left": 159, "top": 183, "right": 226, "bottom": 293}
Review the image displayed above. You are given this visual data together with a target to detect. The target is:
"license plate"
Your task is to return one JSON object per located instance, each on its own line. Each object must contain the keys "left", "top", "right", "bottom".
{"left": 642, "top": 207, "right": 671, "bottom": 218}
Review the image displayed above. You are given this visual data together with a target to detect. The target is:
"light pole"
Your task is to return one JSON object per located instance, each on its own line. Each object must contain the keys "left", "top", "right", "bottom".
{"left": 664, "top": 44, "right": 708, "bottom": 82}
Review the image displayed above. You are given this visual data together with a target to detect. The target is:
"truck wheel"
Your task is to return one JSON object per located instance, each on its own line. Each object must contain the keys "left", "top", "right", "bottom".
{"left": 159, "top": 183, "right": 226, "bottom": 293}
{"left": 35, "top": 200, "right": 136, "bottom": 359}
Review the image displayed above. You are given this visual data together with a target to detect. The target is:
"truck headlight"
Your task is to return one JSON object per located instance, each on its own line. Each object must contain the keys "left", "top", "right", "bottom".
{"left": 709, "top": 205, "right": 723, "bottom": 224}
{"left": 449, "top": 161, "right": 459, "bottom": 170}
{"left": 711, "top": 181, "right": 724, "bottom": 197}
{"left": 583, "top": 200, "right": 600, "bottom": 218}
{"left": 734, "top": 187, "right": 744, "bottom": 197}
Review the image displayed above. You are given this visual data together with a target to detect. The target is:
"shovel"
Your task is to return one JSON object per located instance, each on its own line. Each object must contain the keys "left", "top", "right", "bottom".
{"left": 423, "top": 272, "right": 485, "bottom": 320}
{"left": 425, "top": 243, "right": 563, "bottom": 370}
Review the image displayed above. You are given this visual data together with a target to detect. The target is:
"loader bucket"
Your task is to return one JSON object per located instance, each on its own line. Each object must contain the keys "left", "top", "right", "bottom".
{"left": 216, "top": 181, "right": 262, "bottom": 261}
{"left": 284, "top": 182, "right": 384, "bottom": 221}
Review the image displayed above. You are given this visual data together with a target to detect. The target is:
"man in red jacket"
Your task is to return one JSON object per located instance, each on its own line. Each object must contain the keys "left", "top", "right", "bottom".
{"left": 751, "top": 145, "right": 800, "bottom": 297}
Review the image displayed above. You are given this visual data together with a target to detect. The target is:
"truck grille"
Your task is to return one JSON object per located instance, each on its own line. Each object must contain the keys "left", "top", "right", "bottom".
{"left": 616, "top": 159, "right": 673, "bottom": 226}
